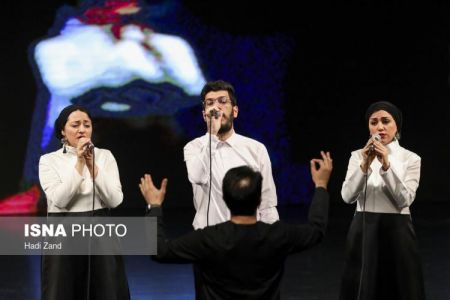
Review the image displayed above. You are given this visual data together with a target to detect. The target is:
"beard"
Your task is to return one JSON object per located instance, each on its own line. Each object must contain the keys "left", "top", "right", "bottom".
{"left": 218, "top": 112, "right": 234, "bottom": 135}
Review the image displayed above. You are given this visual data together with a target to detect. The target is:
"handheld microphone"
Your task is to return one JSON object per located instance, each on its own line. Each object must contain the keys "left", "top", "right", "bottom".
{"left": 208, "top": 109, "right": 220, "bottom": 119}
{"left": 86, "top": 142, "right": 94, "bottom": 152}
{"left": 368, "top": 133, "right": 381, "bottom": 155}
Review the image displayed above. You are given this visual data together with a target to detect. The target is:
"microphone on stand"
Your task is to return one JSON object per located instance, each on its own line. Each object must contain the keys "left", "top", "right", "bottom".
{"left": 208, "top": 109, "right": 220, "bottom": 119}
{"left": 86, "top": 142, "right": 95, "bottom": 153}
{"left": 368, "top": 133, "right": 381, "bottom": 155}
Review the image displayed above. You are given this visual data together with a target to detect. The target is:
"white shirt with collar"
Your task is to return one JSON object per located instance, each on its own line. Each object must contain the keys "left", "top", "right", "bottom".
{"left": 341, "top": 139, "right": 421, "bottom": 214}
{"left": 184, "top": 129, "right": 279, "bottom": 229}
{"left": 39, "top": 146, "right": 123, "bottom": 213}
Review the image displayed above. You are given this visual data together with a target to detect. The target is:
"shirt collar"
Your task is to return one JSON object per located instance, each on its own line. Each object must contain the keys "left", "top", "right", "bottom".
{"left": 60, "top": 145, "right": 77, "bottom": 155}
{"left": 386, "top": 138, "right": 400, "bottom": 153}
{"left": 223, "top": 129, "right": 238, "bottom": 147}
{"left": 203, "top": 129, "right": 238, "bottom": 147}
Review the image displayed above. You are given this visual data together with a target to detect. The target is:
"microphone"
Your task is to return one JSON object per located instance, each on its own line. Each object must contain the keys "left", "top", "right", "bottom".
{"left": 368, "top": 133, "right": 381, "bottom": 155}
{"left": 86, "top": 142, "right": 94, "bottom": 152}
{"left": 208, "top": 109, "right": 220, "bottom": 119}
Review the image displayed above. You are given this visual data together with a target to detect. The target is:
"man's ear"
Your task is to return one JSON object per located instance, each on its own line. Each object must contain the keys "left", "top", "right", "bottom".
{"left": 233, "top": 105, "right": 239, "bottom": 118}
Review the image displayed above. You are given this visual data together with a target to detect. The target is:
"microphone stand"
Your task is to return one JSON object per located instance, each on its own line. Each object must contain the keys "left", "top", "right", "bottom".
{"left": 86, "top": 146, "right": 96, "bottom": 300}
{"left": 357, "top": 150, "right": 373, "bottom": 300}
{"left": 206, "top": 114, "right": 214, "bottom": 227}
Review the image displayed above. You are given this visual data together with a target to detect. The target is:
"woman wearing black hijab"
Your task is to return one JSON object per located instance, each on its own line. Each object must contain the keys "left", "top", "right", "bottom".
{"left": 39, "top": 105, "right": 129, "bottom": 300}
{"left": 340, "top": 101, "right": 425, "bottom": 300}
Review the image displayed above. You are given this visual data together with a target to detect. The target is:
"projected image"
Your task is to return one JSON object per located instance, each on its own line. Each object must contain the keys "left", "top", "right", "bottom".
{"left": 2, "top": 0, "right": 206, "bottom": 214}
{"left": 22, "top": 0, "right": 206, "bottom": 181}
{"left": 1, "top": 0, "right": 311, "bottom": 215}
{"left": 35, "top": 0, "right": 206, "bottom": 148}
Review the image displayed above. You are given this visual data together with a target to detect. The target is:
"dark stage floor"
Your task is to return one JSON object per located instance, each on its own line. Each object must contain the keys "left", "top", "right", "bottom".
{"left": 0, "top": 202, "right": 449, "bottom": 300}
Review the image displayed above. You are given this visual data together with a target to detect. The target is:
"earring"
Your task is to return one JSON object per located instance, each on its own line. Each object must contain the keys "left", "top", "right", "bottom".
{"left": 61, "top": 138, "right": 67, "bottom": 153}
{"left": 395, "top": 132, "right": 401, "bottom": 140}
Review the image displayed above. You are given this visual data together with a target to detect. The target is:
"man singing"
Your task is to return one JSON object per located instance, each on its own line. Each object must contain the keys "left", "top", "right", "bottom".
{"left": 184, "top": 80, "right": 279, "bottom": 229}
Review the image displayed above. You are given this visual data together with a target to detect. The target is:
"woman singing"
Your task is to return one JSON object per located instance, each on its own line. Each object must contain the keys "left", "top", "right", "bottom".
{"left": 39, "top": 105, "right": 129, "bottom": 300}
{"left": 340, "top": 101, "right": 425, "bottom": 300}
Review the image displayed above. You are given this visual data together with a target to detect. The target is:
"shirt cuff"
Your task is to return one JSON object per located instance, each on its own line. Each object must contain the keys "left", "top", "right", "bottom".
{"left": 147, "top": 204, "right": 161, "bottom": 210}
{"left": 379, "top": 166, "right": 389, "bottom": 175}
{"left": 146, "top": 206, "right": 162, "bottom": 216}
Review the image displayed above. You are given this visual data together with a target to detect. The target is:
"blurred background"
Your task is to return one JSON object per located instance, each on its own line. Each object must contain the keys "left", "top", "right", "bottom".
{"left": 0, "top": 0, "right": 449, "bottom": 299}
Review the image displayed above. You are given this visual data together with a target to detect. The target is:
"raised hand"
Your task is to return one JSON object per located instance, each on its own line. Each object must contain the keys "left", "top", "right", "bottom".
{"left": 139, "top": 174, "right": 168, "bottom": 206}
{"left": 360, "top": 137, "right": 376, "bottom": 173}
{"left": 372, "top": 140, "right": 390, "bottom": 171}
{"left": 310, "top": 151, "right": 333, "bottom": 189}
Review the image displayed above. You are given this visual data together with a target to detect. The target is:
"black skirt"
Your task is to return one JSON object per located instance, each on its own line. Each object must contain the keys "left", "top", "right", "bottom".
{"left": 340, "top": 212, "right": 425, "bottom": 300}
{"left": 41, "top": 209, "right": 130, "bottom": 300}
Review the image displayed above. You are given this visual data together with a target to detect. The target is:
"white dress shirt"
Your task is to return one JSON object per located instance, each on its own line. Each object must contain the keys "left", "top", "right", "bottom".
{"left": 39, "top": 146, "right": 123, "bottom": 213}
{"left": 184, "top": 130, "right": 279, "bottom": 229}
{"left": 341, "top": 140, "right": 421, "bottom": 214}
